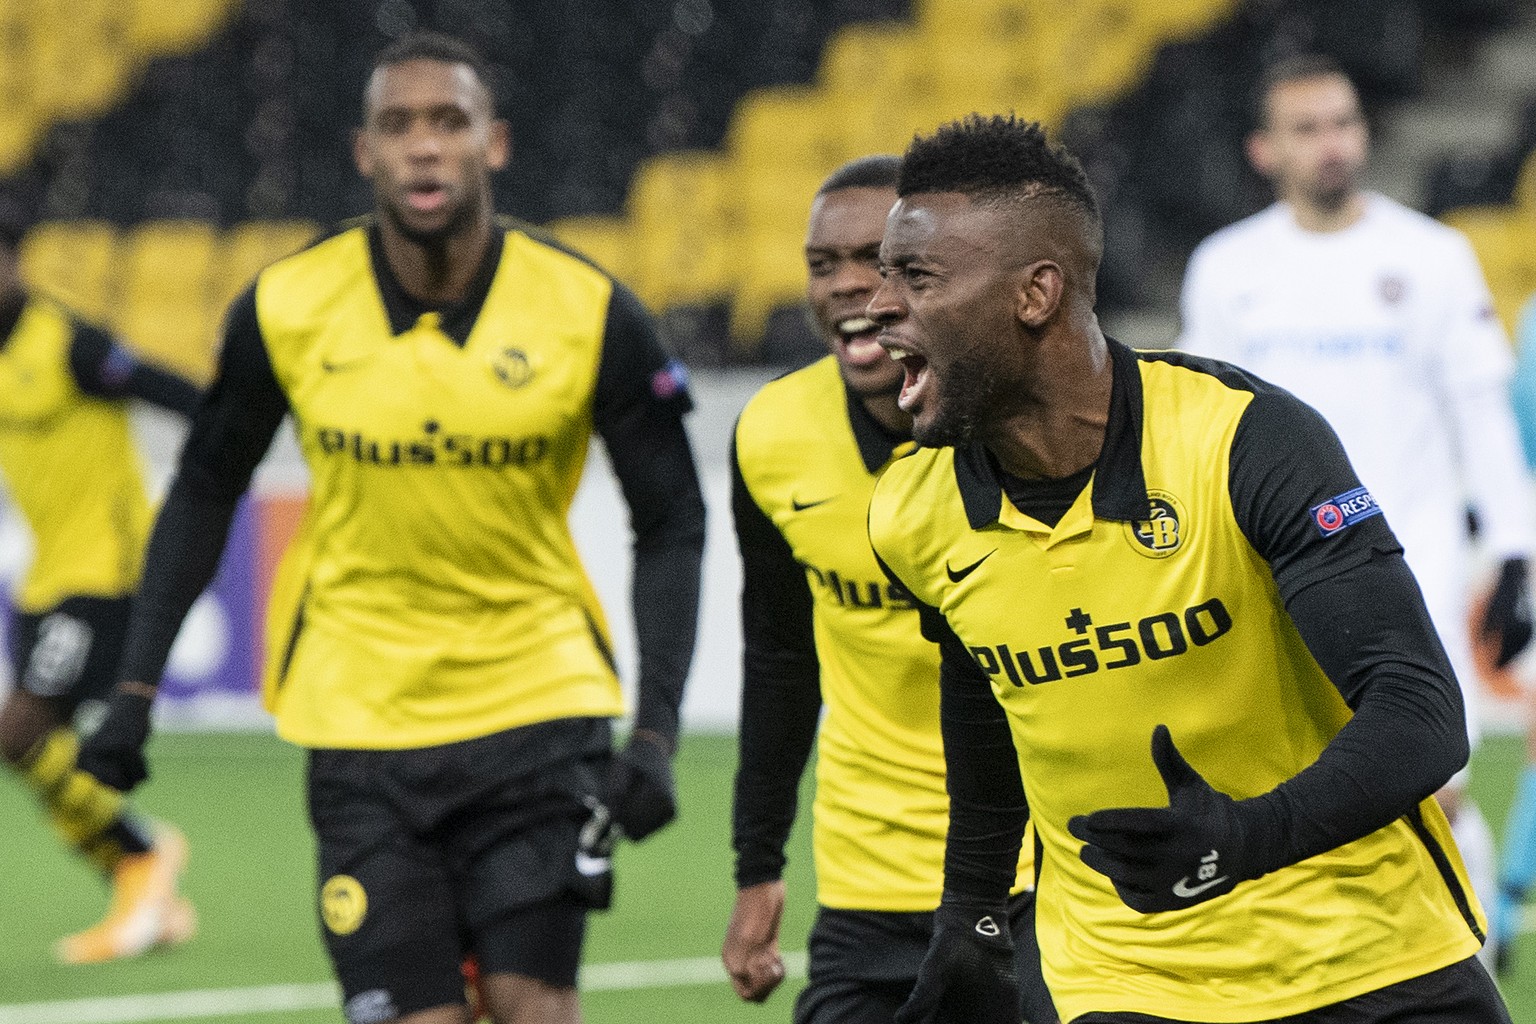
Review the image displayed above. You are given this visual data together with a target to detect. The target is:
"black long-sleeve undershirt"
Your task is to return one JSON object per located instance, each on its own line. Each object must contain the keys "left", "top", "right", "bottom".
{"left": 729, "top": 437, "right": 822, "bottom": 887}
{"left": 67, "top": 323, "right": 201, "bottom": 415}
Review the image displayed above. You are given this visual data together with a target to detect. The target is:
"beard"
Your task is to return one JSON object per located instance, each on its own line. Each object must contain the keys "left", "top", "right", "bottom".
{"left": 911, "top": 346, "right": 1002, "bottom": 449}
{"left": 1302, "top": 161, "right": 1360, "bottom": 213}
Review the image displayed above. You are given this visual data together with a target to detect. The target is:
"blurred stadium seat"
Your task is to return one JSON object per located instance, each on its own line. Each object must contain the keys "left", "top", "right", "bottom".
{"left": 1, "top": 0, "right": 1531, "bottom": 359}
{"left": 116, "top": 219, "right": 219, "bottom": 381}
{"left": 18, "top": 219, "right": 120, "bottom": 323}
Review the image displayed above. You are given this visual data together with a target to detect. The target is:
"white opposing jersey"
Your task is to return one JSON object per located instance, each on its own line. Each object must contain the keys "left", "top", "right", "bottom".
{"left": 1178, "top": 194, "right": 1536, "bottom": 734}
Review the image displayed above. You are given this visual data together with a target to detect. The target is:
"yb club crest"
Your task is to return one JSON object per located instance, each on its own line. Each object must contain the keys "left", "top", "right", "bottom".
{"left": 1126, "top": 490, "right": 1186, "bottom": 558}
{"left": 489, "top": 347, "right": 534, "bottom": 389}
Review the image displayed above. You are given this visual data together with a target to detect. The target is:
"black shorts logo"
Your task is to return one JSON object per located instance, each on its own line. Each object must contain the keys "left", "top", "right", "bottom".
{"left": 1126, "top": 491, "right": 1186, "bottom": 558}
{"left": 321, "top": 874, "right": 368, "bottom": 936}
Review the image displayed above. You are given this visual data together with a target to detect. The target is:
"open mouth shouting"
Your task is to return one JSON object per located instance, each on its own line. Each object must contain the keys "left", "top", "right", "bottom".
{"left": 882, "top": 339, "right": 931, "bottom": 413}
{"left": 835, "top": 315, "right": 887, "bottom": 370}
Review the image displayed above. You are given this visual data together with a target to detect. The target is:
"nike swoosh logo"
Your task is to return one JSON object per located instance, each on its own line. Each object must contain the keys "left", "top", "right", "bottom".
{"left": 321, "top": 357, "right": 367, "bottom": 373}
{"left": 791, "top": 496, "right": 836, "bottom": 512}
{"left": 946, "top": 550, "right": 996, "bottom": 583}
{"left": 1171, "top": 874, "right": 1229, "bottom": 898}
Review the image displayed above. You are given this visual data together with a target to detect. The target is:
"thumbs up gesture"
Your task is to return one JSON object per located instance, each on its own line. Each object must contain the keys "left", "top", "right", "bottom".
{"left": 1067, "top": 725, "right": 1260, "bottom": 914}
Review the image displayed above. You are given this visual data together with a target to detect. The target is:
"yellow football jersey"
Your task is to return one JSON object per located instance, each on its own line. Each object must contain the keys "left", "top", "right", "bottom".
{"left": 736, "top": 356, "right": 1031, "bottom": 911}
{"left": 255, "top": 225, "right": 626, "bottom": 748}
{"left": 0, "top": 297, "right": 152, "bottom": 612}
{"left": 869, "top": 342, "right": 1482, "bottom": 1021}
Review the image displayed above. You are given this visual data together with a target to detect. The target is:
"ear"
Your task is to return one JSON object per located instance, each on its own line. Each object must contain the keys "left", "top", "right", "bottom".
{"left": 487, "top": 119, "right": 512, "bottom": 172}
{"left": 1245, "top": 130, "right": 1272, "bottom": 177}
{"left": 1016, "top": 260, "right": 1064, "bottom": 330}
{"left": 353, "top": 126, "right": 374, "bottom": 179}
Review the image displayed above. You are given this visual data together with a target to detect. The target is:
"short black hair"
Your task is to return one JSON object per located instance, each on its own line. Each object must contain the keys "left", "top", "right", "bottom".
{"left": 898, "top": 114, "right": 1099, "bottom": 223}
{"left": 368, "top": 30, "right": 495, "bottom": 109}
{"left": 1253, "top": 54, "right": 1352, "bottom": 128}
{"left": 818, "top": 155, "right": 901, "bottom": 196}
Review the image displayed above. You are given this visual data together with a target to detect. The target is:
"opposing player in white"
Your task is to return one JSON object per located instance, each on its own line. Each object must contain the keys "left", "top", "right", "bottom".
{"left": 1178, "top": 55, "right": 1536, "bottom": 969}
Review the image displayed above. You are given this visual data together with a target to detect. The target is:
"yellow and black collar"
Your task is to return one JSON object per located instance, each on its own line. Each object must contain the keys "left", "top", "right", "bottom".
{"left": 954, "top": 337, "right": 1152, "bottom": 530}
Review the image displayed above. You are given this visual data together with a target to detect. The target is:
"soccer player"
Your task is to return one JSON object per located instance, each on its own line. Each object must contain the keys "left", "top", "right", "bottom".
{"left": 723, "top": 155, "right": 1055, "bottom": 1024}
{"left": 0, "top": 210, "right": 200, "bottom": 963}
{"left": 1176, "top": 55, "right": 1535, "bottom": 962}
{"left": 867, "top": 114, "right": 1510, "bottom": 1022}
{"left": 1493, "top": 297, "right": 1536, "bottom": 968}
{"left": 74, "top": 32, "right": 704, "bottom": 1024}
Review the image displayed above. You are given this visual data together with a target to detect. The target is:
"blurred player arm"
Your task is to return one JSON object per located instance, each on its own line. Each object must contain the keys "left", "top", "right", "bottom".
{"left": 591, "top": 282, "right": 705, "bottom": 839}
{"left": 1439, "top": 237, "right": 1536, "bottom": 663}
{"left": 78, "top": 287, "right": 288, "bottom": 791}
{"left": 115, "top": 286, "right": 288, "bottom": 691}
{"left": 728, "top": 435, "right": 821, "bottom": 887}
{"left": 67, "top": 322, "right": 201, "bottom": 416}
{"left": 724, "top": 437, "right": 820, "bottom": 1000}
{"left": 1229, "top": 390, "right": 1470, "bottom": 866}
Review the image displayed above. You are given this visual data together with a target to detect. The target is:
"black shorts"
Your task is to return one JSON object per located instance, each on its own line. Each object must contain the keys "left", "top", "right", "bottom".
{"left": 794, "top": 890, "right": 1056, "bottom": 1024}
{"left": 306, "top": 716, "right": 616, "bottom": 1022}
{"left": 9, "top": 595, "right": 131, "bottom": 707}
{"left": 1073, "top": 955, "right": 1511, "bottom": 1023}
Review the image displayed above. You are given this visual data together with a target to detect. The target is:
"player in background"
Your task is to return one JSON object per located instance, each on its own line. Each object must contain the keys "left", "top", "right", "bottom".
{"left": 1492, "top": 296, "right": 1536, "bottom": 969}
{"left": 871, "top": 112, "right": 1508, "bottom": 1024}
{"left": 723, "top": 155, "right": 1055, "bottom": 1024}
{"left": 1177, "top": 56, "right": 1535, "bottom": 965}
{"left": 0, "top": 208, "right": 200, "bottom": 963}
{"left": 73, "top": 32, "right": 704, "bottom": 1024}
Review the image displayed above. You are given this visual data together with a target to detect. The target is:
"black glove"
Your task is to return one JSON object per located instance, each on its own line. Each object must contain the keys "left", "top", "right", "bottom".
{"left": 894, "top": 898, "right": 1019, "bottom": 1024}
{"left": 76, "top": 687, "right": 155, "bottom": 792}
{"left": 1068, "top": 725, "right": 1262, "bottom": 914}
{"left": 1481, "top": 558, "right": 1533, "bottom": 668}
{"left": 606, "top": 732, "right": 676, "bottom": 842}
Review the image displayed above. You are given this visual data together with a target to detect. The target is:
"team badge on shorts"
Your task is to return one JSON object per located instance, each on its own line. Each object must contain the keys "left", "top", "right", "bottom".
{"left": 321, "top": 874, "right": 368, "bottom": 936}
{"left": 1125, "top": 490, "right": 1186, "bottom": 558}
{"left": 1310, "top": 486, "right": 1382, "bottom": 537}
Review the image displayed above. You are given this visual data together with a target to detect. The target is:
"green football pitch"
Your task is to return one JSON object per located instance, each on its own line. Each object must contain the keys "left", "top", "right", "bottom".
{"left": 3, "top": 731, "right": 1536, "bottom": 1023}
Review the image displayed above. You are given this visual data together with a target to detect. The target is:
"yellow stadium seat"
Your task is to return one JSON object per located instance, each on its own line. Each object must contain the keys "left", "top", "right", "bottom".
{"left": 128, "top": 0, "right": 235, "bottom": 54}
{"left": 729, "top": 224, "right": 812, "bottom": 347}
{"left": 728, "top": 86, "right": 851, "bottom": 175}
{"left": 39, "top": 0, "right": 131, "bottom": 120}
{"left": 1135, "top": 0, "right": 1241, "bottom": 42}
{"left": 546, "top": 215, "right": 635, "bottom": 289}
{"left": 818, "top": 23, "right": 920, "bottom": 100}
{"left": 211, "top": 220, "right": 318, "bottom": 316}
{"left": 625, "top": 152, "right": 737, "bottom": 308}
{"left": 115, "top": 220, "right": 220, "bottom": 381}
{"left": 1442, "top": 206, "right": 1536, "bottom": 334}
{"left": 19, "top": 221, "right": 121, "bottom": 323}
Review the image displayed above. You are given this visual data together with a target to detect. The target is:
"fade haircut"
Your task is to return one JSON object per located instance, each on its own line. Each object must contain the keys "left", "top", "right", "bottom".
{"left": 367, "top": 31, "right": 495, "bottom": 114}
{"left": 817, "top": 155, "right": 901, "bottom": 196}
{"left": 898, "top": 113, "right": 1100, "bottom": 225}
{"left": 1254, "top": 54, "right": 1352, "bottom": 129}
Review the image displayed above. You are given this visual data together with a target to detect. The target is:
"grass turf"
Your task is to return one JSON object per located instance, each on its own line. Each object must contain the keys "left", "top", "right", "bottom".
{"left": 1, "top": 731, "right": 1533, "bottom": 1021}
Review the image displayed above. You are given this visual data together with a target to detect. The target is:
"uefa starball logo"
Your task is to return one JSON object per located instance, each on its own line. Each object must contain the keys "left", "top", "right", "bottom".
{"left": 1310, "top": 486, "right": 1382, "bottom": 538}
